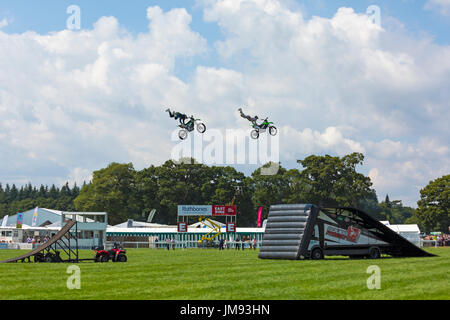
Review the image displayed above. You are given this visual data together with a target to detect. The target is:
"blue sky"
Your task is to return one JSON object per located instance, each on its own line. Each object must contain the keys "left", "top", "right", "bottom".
{"left": 1, "top": 0, "right": 449, "bottom": 83}
{"left": 1, "top": 0, "right": 449, "bottom": 44}
{"left": 0, "top": 0, "right": 448, "bottom": 207}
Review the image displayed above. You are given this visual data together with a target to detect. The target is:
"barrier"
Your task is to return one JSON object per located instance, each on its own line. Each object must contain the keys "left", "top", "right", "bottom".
{"left": 106, "top": 240, "right": 261, "bottom": 250}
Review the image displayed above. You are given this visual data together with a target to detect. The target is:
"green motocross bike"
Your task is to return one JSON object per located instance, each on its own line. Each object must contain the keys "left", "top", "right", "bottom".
{"left": 250, "top": 117, "right": 277, "bottom": 139}
{"left": 178, "top": 116, "right": 206, "bottom": 140}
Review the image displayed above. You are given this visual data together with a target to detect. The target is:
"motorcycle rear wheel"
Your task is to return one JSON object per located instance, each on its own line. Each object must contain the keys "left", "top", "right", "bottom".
{"left": 250, "top": 129, "right": 259, "bottom": 139}
{"left": 178, "top": 129, "right": 188, "bottom": 140}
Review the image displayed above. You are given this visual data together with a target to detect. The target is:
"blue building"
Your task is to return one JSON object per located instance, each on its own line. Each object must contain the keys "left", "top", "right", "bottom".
{"left": 5, "top": 208, "right": 63, "bottom": 227}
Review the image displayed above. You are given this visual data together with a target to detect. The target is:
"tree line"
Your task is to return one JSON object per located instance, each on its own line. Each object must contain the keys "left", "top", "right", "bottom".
{"left": 0, "top": 182, "right": 81, "bottom": 217}
{"left": 0, "top": 153, "right": 448, "bottom": 232}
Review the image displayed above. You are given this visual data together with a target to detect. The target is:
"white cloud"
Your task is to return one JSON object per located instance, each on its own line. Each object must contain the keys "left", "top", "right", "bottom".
{"left": 0, "top": 18, "right": 11, "bottom": 29}
{"left": 0, "top": 6, "right": 206, "bottom": 186}
{"left": 65, "top": 167, "right": 93, "bottom": 186}
{"left": 198, "top": 0, "right": 450, "bottom": 206}
{"left": 0, "top": 1, "right": 448, "bottom": 208}
{"left": 424, "top": 0, "right": 450, "bottom": 16}
{"left": 281, "top": 126, "right": 365, "bottom": 160}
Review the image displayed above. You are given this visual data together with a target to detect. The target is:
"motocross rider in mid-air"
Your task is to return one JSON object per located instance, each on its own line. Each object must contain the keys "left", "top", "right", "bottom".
{"left": 238, "top": 107, "right": 261, "bottom": 127}
{"left": 166, "top": 108, "right": 188, "bottom": 126}
{"left": 166, "top": 107, "right": 207, "bottom": 140}
{"left": 238, "top": 107, "right": 277, "bottom": 139}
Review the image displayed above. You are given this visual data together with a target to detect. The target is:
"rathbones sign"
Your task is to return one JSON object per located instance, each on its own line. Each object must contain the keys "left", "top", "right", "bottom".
{"left": 178, "top": 205, "right": 212, "bottom": 216}
{"left": 178, "top": 205, "right": 237, "bottom": 216}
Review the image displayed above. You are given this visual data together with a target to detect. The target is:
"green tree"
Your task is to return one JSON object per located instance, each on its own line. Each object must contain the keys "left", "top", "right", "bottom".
{"left": 251, "top": 162, "right": 290, "bottom": 220}
{"left": 135, "top": 165, "right": 161, "bottom": 221}
{"left": 414, "top": 175, "right": 449, "bottom": 233}
{"left": 297, "top": 153, "right": 374, "bottom": 207}
{"left": 152, "top": 159, "right": 248, "bottom": 224}
{"left": 74, "top": 163, "right": 138, "bottom": 225}
{"left": 378, "top": 199, "right": 415, "bottom": 224}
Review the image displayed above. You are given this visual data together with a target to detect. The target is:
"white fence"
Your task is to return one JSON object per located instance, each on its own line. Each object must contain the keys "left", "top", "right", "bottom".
{"left": 0, "top": 243, "right": 33, "bottom": 250}
{"left": 105, "top": 240, "right": 261, "bottom": 250}
{"left": 421, "top": 239, "right": 437, "bottom": 247}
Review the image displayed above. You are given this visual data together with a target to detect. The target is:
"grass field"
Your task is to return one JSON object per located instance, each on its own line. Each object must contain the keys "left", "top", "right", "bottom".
{"left": 0, "top": 247, "right": 448, "bottom": 300}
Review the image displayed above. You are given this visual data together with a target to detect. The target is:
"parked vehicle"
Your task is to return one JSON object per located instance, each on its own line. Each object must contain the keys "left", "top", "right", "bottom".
{"left": 94, "top": 243, "right": 127, "bottom": 262}
{"left": 259, "top": 204, "right": 434, "bottom": 260}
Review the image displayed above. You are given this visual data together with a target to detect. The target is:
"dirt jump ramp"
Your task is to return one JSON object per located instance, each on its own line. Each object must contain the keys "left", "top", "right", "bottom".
{"left": 259, "top": 204, "right": 434, "bottom": 260}
{"left": 0, "top": 220, "right": 76, "bottom": 263}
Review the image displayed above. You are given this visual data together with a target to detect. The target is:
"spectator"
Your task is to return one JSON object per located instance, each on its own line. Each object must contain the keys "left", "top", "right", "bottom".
{"left": 252, "top": 237, "right": 257, "bottom": 250}
{"left": 165, "top": 237, "right": 170, "bottom": 250}
{"left": 171, "top": 238, "right": 176, "bottom": 250}
{"left": 219, "top": 238, "right": 224, "bottom": 250}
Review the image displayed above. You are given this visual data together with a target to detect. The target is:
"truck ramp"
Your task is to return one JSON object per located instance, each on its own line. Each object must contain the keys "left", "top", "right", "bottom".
{"left": 328, "top": 207, "right": 434, "bottom": 258}
{"left": 0, "top": 220, "right": 77, "bottom": 263}
{"left": 259, "top": 204, "right": 434, "bottom": 260}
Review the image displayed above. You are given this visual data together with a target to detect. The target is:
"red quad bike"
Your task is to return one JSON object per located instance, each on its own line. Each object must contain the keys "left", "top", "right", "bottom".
{"left": 94, "top": 244, "right": 127, "bottom": 263}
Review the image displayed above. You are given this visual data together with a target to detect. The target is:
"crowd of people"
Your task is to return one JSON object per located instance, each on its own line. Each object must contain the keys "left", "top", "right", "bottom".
{"left": 1, "top": 234, "right": 53, "bottom": 245}
{"left": 423, "top": 234, "right": 450, "bottom": 246}
{"left": 150, "top": 236, "right": 260, "bottom": 250}
{"left": 26, "top": 235, "right": 51, "bottom": 245}
{"left": 218, "top": 236, "right": 258, "bottom": 250}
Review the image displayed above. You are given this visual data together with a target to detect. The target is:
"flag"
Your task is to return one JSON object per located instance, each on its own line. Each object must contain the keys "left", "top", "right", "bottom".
{"left": 1, "top": 215, "right": 8, "bottom": 227}
{"left": 147, "top": 209, "right": 156, "bottom": 223}
{"left": 16, "top": 212, "right": 24, "bottom": 229}
{"left": 257, "top": 207, "right": 263, "bottom": 227}
{"left": 31, "top": 207, "right": 39, "bottom": 227}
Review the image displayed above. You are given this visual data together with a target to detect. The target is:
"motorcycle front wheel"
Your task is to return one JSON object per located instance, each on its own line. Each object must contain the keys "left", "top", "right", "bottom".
{"left": 269, "top": 126, "right": 277, "bottom": 136}
{"left": 197, "top": 123, "right": 206, "bottom": 133}
{"left": 179, "top": 129, "right": 189, "bottom": 140}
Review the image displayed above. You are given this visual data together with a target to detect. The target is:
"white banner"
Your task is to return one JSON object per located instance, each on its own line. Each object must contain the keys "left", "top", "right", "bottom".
{"left": 177, "top": 205, "right": 212, "bottom": 216}
{"left": 1, "top": 215, "right": 8, "bottom": 227}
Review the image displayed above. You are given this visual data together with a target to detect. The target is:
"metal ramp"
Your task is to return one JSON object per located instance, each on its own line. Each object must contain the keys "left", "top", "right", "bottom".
{"left": 325, "top": 207, "right": 435, "bottom": 257}
{"left": 258, "top": 204, "right": 318, "bottom": 260}
{"left": 0, "top": 220, "right": 79, "bottom": 263}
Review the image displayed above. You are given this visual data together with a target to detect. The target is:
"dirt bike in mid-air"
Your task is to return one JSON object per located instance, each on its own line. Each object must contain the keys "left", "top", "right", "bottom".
{"left": 178, "top": 116, "right": 206, "bottom": 140}
{"left": 250, "top": 117, "right": 277, "bottom": 139}
{"left": 165, "top": 108, "right": 206, "bottom": 140}
{"left": 238, "top": 107, "right": 277, "bottom": 139}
